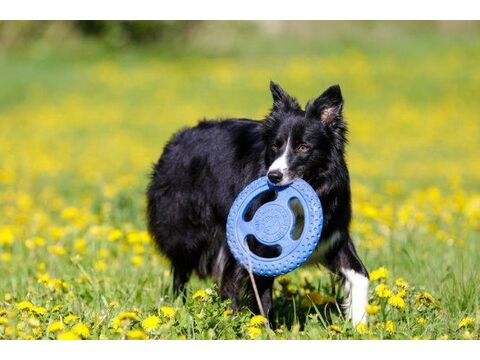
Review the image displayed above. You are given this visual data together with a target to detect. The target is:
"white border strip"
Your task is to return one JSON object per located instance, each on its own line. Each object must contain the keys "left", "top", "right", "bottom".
{"left": 0, "top": 340, "right": 478, "bottom": 360}
{"left": 1, "top": 0, "right": 479, "bottom": 20}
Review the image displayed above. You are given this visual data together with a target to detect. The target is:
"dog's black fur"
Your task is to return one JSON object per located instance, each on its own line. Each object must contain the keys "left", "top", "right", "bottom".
{"left": 147, "top": 82, "right": 368, "bottom": 321}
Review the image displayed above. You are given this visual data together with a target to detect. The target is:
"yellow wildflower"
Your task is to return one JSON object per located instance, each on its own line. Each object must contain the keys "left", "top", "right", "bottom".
{"left": 394, "top": 278, "right": 409, "bottom": 289}
{"left": 4, "top": 293, "right": 12, "bottom": 302}
{"left": 131, "top": 255, "right": 144, "bottom": 266}
{"left": 74, "top": 238, "right": 87, "bottom": 254}
{"left": 64, "top": 314, "right": 78, "bottom": 325}
{"left": 458, "top": 317, "right": 475, "bottom": 328}
{"left": 141, "top": 315, "right": 160, "bottom": 331}
{"left": 247, "top": 326, "right": 262, "bottom": 339}
{"left": 72, "top": 323, "right": 91, "bottom": 338}
{"left": 0, "top": 227, "right": 14, "bottom": 245}
{"left": 369, "top": 267, "right": 389, "bottom": 281}
{"left": 160, "top": 306, "right": 176, "bottom": 319}
{"left": 49, "top": 244, "right": 65, "bottom": 256}
{"left": 1, "top": 252, "right": 12, "bottom": 262}
{"left": 48, "top": 321, "right": 65, "bottom": 333}
{"left": 223, "top": 309, "right": 234, "bottom": 318}
{"left": 126, "top": 329, "right": 148, "bottom": 340}
{"left": 192, "top": 289, "right": 207, "bottom": 300}
{"left": 415, "top": 291, "right": 435, "bottom": 307}
{"left": 328, "top": 324, "right": 343, "bottom": 334}
{"left": 57, "top": 331, "right": 80, "bottom": 340}
{"left": 95, "top": 260, "right": 107, "bottom": 271}
{"left": 417, "top": 317, "right": 427, "bottom": 326}
{"left": 365, "top": 304, "right": 381, "bottom": 315}
{"left": 16, "top": 301, "right": 34, "bottom": 311}
{"left": 31, "top": 306, "right": 47, "bottom": 315}
{"left": 375, "top": 284, "right": 393, "bottom": 298}
{"left": 356, "top": 322, "right": 369, "bottom": 335}
{"left": 385, "top": 320, "right": 395, "bottom": 334}
{"left": 249, "top": 315, "right": 267, "bottom": 327}
{"left": 108, "top": 229, "right": 123, "bottom": 242}
{"left": 388, "top": 295, "right": 406, "bottom": 309}
{"left": 117, "top": 311, "right": 138, "bottom": 321}
{"left": 51, "top": 305, "right": 62, "bottom": 312}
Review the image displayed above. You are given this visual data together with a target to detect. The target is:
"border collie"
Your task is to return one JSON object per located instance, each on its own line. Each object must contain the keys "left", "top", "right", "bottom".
{"left": 147, "top": 82, "right": 369, "bottom": 325}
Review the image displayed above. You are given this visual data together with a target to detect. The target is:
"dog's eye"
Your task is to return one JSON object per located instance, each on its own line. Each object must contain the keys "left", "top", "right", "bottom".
{"left": 296, "top": 144, "right": 310, "bottom": 153}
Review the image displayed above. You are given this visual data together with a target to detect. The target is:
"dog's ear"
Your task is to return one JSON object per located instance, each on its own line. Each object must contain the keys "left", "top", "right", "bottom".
{"left": 306, "top": 84, "right": 344, "bottom": 125}
{"left": 270, "top": 81, "right": 301, "bottom": 113}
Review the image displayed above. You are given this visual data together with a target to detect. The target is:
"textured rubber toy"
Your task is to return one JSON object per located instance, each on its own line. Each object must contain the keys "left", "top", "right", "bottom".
{"left": 226, "top": 176, "right": 323, "bottom": 277}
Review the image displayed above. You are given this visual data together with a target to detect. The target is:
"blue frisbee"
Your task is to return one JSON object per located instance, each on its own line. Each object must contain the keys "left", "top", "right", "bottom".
{"left": 226, "top": 176, "right": 323, "bottom": 277}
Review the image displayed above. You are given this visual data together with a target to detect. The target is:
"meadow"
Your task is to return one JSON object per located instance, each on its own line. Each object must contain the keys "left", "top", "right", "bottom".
{"left": 0, "top": 24, "right": 479, "bottom": 339}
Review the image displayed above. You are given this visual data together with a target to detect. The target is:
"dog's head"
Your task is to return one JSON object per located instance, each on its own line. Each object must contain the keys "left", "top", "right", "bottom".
{"left": 264, "top": 81, "right": 347, "bottom": 186}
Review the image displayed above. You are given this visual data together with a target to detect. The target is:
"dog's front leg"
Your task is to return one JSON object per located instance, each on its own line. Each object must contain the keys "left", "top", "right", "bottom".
{"left": 323, "top": 235, "right": 369, "bottom": 325}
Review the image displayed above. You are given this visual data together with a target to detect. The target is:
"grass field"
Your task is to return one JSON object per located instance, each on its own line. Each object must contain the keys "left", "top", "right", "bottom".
{"left": 0, "top": 24, "right": 479, "bottom": 339}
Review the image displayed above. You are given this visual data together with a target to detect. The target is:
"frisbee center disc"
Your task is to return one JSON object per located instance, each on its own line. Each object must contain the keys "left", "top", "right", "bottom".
{"left": 253, "top": 203, "right": 291, "bottom": 244}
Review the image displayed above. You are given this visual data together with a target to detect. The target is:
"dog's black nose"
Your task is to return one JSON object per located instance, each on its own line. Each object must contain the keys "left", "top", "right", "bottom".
{"left": 267, "top": 170, "right": 283, "bottom": 184}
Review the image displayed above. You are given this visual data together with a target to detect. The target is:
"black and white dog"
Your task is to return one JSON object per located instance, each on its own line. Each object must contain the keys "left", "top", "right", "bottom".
{"left": 147, "top": 82, "right": 369, "bottom": 325}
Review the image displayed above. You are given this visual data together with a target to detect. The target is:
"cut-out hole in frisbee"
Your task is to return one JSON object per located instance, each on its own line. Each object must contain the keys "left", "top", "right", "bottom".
{"left": 289, "top": 197, "right": 305, "bottom": 240}
{"left": 242, "top": 190, "right": 277, "bottom": 222}
{"left": 246, "top": 235, "right": 282, "bottom": 258}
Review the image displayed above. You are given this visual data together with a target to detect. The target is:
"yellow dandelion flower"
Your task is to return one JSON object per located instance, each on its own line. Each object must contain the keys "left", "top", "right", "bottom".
{"left": 34, "top": 237, "right": 45, "bottom": 247}
{"left": 64, "top": 314, "right": 78, "bottom": 325}
{"left": 141, "top": 315, "right": 160, "bottom": 331}
{"left": 48, "top": 244, "right": 65, "bottom": 256}
{"left": 117, "top": 311, "right": 138, "bottom": 321}
{"left": 458, "top": 317, "right": 475, "bottom": 328}
{"left": 365, "top": 304, "right": 381, "bottom": 315}
{"left": 4, "top": 293, "right": 12, "bottom": 302}
{"left": 192, "top": 289, "right": 207, "bottom": 300}
{"left": 375, "top": 284, "right": 393, "bottom": 298}
{"left": 327, "top": 324, "right": 343, "bottom": 334}
{"left": 356, "top": 323, "right": 369, "bottom": 335}
{"left": 247, "top": 326, "right": 262, "bottom": 339}
{"left": 394, "top": 278, "right": 409, "bottom": 289}
{"left": 1, "top": 252, "right": 12, "bottom": 262}
{"left": 385, "top": 320, "right": 395, "bottom": 334}
{"left": 131, "top": 255, "right": 144, "bottom": 266}
{"left": 95, "top": 260, "right": 107, "bottom": 271}
{"left": 388, "top": 295, "right": 406, "bottom": 309}
{"left": 126, "top": 329, "right": 148, "bottom": 340}
{"left": 72, "top": 323, "right": 91, "bottom": 338}
{"left": 51, "top": 305, "right": 62, "bottom": 312}
{"left": 417, "top": 317, "right": 427, "bottom": 326}
{"left": 31, "top": 306, "right": 47, "bottom": 315}
{"left": 415, "top": 291, "right": 435, "bottom": 306}
{"left": 108, "top": 229, "right": 123, "bottom": 242}
{"left": 97, "top": 248, "right": 109, "bottom": 258}
{"left": 57, "top": 331, "right": 80, "bottom": 340}
{"left": 396, "top": 289, "right": 407, "bottom": 298}
{"left": 249, "top": 315, "right": 267, "bottom": 327}
{"left": 16, "top": 301, "right": 34, "bottom": 311}
{"left": 0, "top": 227, "right": 14, "bottom": 245}
{"left": 160, "top": 306, "right": 176, "bottom": 319}
{"left": 61, "top": 207, "right": 79, "bottom": 221}
{"left": 74, "top": 238, "right": 87, "bottom": 254}
{"left": 223, "top": 309, "right": 234, "bottom": 318}
{"left": 47, "top": 321, "right": 65, "bottom": 333}
{"left": 369, "top": 267, "right": 389, "bottom": 281}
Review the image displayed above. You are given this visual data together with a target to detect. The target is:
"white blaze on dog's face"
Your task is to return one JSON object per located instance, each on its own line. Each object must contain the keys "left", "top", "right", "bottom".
{"left": 267, "top": 136, "right": 294, "bottom": 186}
